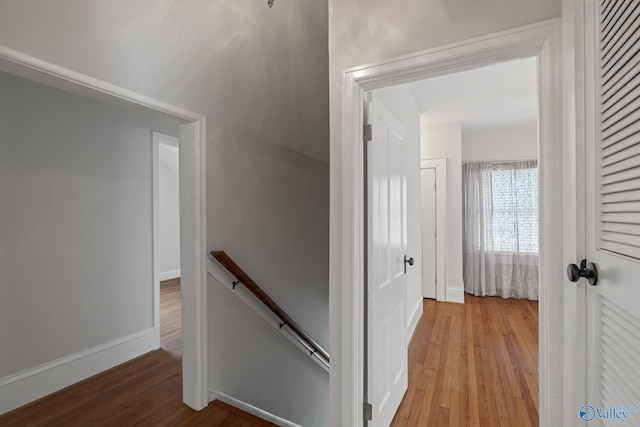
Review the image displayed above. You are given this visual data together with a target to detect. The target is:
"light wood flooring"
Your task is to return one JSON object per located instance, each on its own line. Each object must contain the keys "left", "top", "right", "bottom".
{"left": 391, "top": 294, "right": 539, "bottom": 427}
{"left": 0, "top": 278, "right": 276, "bottom": 426}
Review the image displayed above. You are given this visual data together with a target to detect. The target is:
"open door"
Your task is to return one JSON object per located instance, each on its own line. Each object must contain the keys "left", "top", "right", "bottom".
{"left": 576, "top": 0, "right": 640, "bottom": 422}
{"left": 366, "top": 94, "right": 408, "bottom": 426}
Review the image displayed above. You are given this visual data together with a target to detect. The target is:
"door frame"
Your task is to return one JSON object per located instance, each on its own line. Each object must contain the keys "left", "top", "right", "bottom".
{"left": 420, "top": 158, "right": 447, "bottom": 302}
{"left": 561, "top": 1, "right": 586, "bottom": 425}
{"left": 0, "top": 45, "right": 209, "bottom": 411}
{"left": 337, "top": 19, "right": 563, "bottom": 426}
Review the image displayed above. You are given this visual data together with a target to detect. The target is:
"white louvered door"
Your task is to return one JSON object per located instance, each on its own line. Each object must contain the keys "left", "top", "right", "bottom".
{"left": 583, "top": 0, "right": 640, "bottom": 423}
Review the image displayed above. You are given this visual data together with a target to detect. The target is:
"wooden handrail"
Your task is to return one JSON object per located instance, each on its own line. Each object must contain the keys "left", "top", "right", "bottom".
{"left": 211, "top": 251, "right": 330, "bottom": 365}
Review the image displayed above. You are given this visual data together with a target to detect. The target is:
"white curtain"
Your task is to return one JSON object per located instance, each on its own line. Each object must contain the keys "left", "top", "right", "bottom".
{"left": 463, "top": 160, "right": 539, "bottom": 300}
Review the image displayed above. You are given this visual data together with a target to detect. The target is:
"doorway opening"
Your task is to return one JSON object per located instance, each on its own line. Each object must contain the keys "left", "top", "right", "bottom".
{"left": 335, "top": 20, "right": 563, "bottom": 427}
{"left": 368, "top": 55, "right": 541, "bottom": 425}
{"left": 420, "top": 158, "right": 446, "bottom": 301}
{"left": 0, "top": 46, "right": 208, "bottom": 412}
{"left": 153, "top": 132, "right": 181, "bottom": 354}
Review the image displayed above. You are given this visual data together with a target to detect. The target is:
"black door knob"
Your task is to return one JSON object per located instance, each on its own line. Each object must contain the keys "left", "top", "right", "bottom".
{"left": 567, "top": 259, "right": 598, "bottom": 286}
{"left": 404, "top": 255, "right": 414, "bottom": 273}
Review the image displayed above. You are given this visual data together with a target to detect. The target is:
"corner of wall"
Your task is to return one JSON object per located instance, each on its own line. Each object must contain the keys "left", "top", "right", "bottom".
{"left": 446, "top": 285, "right": 465, "bottom": 304}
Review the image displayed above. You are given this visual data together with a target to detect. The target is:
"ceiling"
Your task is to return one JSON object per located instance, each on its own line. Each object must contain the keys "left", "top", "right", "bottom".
{"left": 407, "top": 57, "right": 538, "bottom": 132}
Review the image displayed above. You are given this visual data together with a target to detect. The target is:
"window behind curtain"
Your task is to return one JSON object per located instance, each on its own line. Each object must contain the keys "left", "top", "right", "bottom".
{"left": 482, "top": 165, "right": 538, "bottom": 253}
{"left": 464, "top": 160, "right": 539, "bottom": 299}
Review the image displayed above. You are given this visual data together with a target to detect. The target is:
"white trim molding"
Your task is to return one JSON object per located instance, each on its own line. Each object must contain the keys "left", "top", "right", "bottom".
{"left": 406, "top": 303, "right": 423, "bottom": 346}
{"left": 0, "top": 328, "right": 155, "bottom": 415}
{"left": 0, "top": 44, "right": 209, "bottom": 412}
{"left": 152, "top": 133, "right": 161, "bottom": 350}
{"left": 209, "top": 390, "right": 302, "bottom": 427}
{"left": 336, "top": 19, "right": 563, "bottom": 426}
{"left": 446, "top": 286, "right": 465, "bottom": 304}
{"left": 420, "top": 158, "right": 447, "bottom": 302}
{"left": 179, "top": 117, "right": 209, "bottom": 410}
{"left": 561, "top": 1, "right": 588, "bottom": 425}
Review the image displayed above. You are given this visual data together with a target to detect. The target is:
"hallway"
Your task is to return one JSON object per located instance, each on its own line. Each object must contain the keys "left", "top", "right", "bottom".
{"left": 391, "top": 295, "right": 539, "bottom": 427}
{"left": 0, "top": 279, "right": 275, "bottom": 426}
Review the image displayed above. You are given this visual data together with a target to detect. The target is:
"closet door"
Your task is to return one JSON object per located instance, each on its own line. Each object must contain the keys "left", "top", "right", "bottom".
{"left": 581, "top": 0, "right": 640, "bottom": 422}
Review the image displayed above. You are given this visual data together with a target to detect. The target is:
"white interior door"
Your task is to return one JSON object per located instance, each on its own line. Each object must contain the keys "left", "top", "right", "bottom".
{"left": 367, "top": 94, "right": 408, "bottom": 426}
{"left": 421, "top": 168, "right": 437, "bottom": 299}
{"left": 580, "top": 0, "right": 640, "bottom": 423}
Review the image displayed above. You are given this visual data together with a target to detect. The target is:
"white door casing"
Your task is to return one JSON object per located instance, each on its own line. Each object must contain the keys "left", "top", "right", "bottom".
{"left": 420, "top": 158, "right": 447, "bottom": 302}
{"left": 366, "top": 94, "right": 409, "bottom": 426}
{"left": 579, "top": 0, "right": 640, "bottom": 423}
{"left": 421, "top": 168, "right": 437, "bottom": 300}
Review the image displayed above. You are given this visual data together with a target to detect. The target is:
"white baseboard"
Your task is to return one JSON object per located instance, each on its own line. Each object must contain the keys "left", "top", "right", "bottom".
{"left": 159, "top": 269, "right": 181, "bottom": 281}
{"left": 209, "top": 390, "right": 301, "bottom": 427}
{"left": 407, "top": 301, "right": 423, "bottom": 345}
{"left": 447, "top": 285, "right": 465, "bottom": 304}
{"left": 0, "top": 328, "right": 156, "bottom": 416}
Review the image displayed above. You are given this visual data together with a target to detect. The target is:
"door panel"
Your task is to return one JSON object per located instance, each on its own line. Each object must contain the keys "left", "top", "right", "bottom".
{"left": 584, "top": 0, "right": 640, "bottom": 422}
{"left": 421, "top": 168, "right": 437, "bottom": 299}
{"left": 367, "top": 94, "right": 408, "bottom": 426}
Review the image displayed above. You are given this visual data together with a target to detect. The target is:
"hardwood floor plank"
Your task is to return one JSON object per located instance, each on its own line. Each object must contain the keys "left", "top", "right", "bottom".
{"left": 465, "top": 302, "right": 481, "bottom": 427}
{"left": 0, "top": 279, "right": 276, "bottom": 427}
{"left": 391, "top": 294, "right": 539, "bottom": 427}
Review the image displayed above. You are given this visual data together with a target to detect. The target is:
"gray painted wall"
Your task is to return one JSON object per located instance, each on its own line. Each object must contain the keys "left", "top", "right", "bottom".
{"left": 208, "top": 127, "right": 329, "bottom": 350}
{"left": 207, "top": 128, "right": 329, "bottom": 427}
{"left": 0, "top": 71, "right": 177, "bottom": 378}
{"left": 206, "top": 126, "right": 330, "bottom": 426}
{"left": 0, "top": 1, "right": 330, "bottom": 423}
{"left": 0, "top": 0, "right": 329, "bottom": 162}
{"left": 328, "top": 0, "right": 561, "bottom": 423}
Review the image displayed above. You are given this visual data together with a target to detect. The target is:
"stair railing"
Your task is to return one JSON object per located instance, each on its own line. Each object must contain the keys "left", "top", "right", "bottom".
{"left": 210, "top": 251, "right": 330, "bottom": 370}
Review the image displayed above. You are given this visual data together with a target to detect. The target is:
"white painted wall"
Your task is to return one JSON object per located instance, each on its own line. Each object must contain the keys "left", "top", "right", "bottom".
{"left": 0, "top": 71, "right": 177, "bottom": 379}
{"left": 158, "top": 142, "right": 181, "bottom": 280}
{"left": 420, "top": 122, "right": 465, "bottom": 300}
{"left": 328, "top": 1, "right": 560, "bottom": 421}
{"left": 462, "top": 122, "right": 539, "bottom": 162}
{"left": 0, "top": 1, "right": 329, "bottom": 424}
{"left": 373, "top": 85, "right": 423, "bottom": 343}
